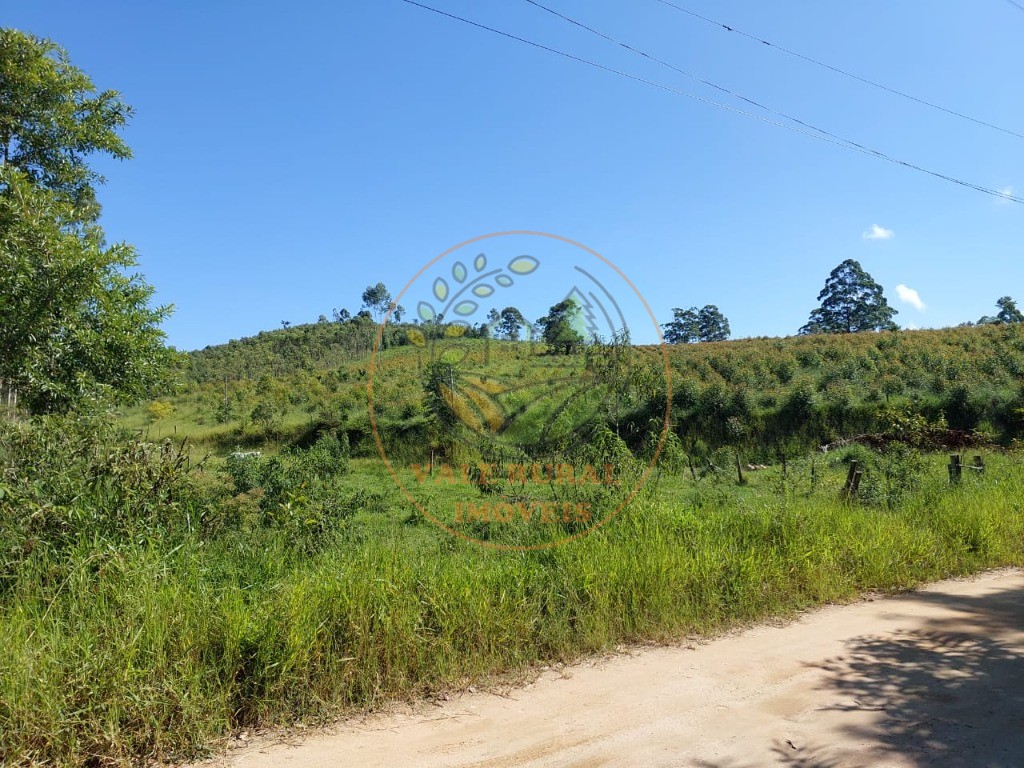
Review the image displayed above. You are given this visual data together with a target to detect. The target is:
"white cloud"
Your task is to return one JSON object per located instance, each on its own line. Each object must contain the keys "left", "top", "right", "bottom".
{"left": 996, "top": 186, "right": 1014, "bottom": 205}
{"left": 896, "top": 284, "right": 926, "bottom": 312}
{"left": 863, "top": 224, "right": 895, "bottom": 241}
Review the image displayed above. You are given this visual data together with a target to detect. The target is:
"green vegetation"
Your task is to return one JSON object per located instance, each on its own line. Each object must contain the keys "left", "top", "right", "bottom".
{"left": 7, "top": 316, "right": 1024, "bottom": 765}
{"left": 5, "top": 24, "right": 1024, "bottom": 768}
{"left": 142, "top": 322, "right": 1024, "bottom": 465}
{"left": 0, "top": 29, "right": 173, "bottom": 414}
{"left": 536, "top": 298, "right": 586, "bottom": 353}
{"left": 800, "top": 258, "right": 899, "bottom": 335}
{"left": 9, "top": 236, "right": 1024, "bottom": 764}
{"left": 970, "top": 295, "right": 1024, "bottom": 327}
{"left": 2, "top": 414, "right": 1023, "bottom": 765}
{"left": 663, "top": 304, "right": 731, "bottom": 343}
{"left": 0, "top": 28, "right": 132, "bottom": 218}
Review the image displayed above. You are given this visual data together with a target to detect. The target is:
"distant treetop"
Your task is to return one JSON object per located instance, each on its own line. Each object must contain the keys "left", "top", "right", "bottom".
{"left": 800, "top": 259, "right": 898, "bottom": 335}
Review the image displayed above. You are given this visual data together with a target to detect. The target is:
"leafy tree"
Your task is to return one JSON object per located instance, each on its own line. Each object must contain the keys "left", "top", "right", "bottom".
{"left": 800, "top": 259, "right": 898, "bottom": 334}
{"left": 537, "top": 299, "right": 585, "bottom": 354}
{"left": 251, "top": 398, "right": 285, "bottom": 431}
{"left": 214, "top": 397, "right": 235, "bottom": 424}
{"left": 1, "top": 169, "right": 174, "bottom": 413}
{"left": 484, "top": 308, "right": 500, "bottom": 338}
{"left": 698, "top": 305, "right": 731, "bottom": 342}
{"left": 996, "top": 296, "right": 1023, "bottom": 325}
{"left": 332, "top": 307, "right": 351, "bottom": 323}
{"left": 498, "top": 306, "right": 527, "bottom": 340}
{"left": 663, "top": 308, "right": 698, "bottom": 344}
{"left": 0, "top": 31, "right": 171, "bottom": 414}
{"left": 361, "top": 282, "right": 392, "bottom": 322}
{"left": 146, "top": 400, "right": 174, "bottom": 422}
{"left": 0, "top": 29, "right": 132, "bottom": 221}
{"left": 664, "top": 305, "right": 731, "bottom": 343}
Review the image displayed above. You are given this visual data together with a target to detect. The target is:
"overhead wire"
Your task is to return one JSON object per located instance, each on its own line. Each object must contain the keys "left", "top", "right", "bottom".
{"left": 399, "top": 0, "right": 1023, "bottom": 204}
{"left": 652, "top": 0, "right": 1024, "bottom": 142}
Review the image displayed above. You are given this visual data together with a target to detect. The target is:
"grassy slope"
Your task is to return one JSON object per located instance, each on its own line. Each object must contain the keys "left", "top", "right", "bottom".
{"left": 131, "top": 322, "right": 1024, "bottom": 459}
{"left": 3, "top": 454, "right": 1023, "bottom": 765}
{"left": 5, "top": 323, "right": 1024, "bottom": 765}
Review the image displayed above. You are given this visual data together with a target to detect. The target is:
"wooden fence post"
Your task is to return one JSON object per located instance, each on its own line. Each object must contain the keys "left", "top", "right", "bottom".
{"left": 851, "top": 470, "right": 863, "bottom": 497}
{"left": 948, "top": 454, "right": 962, "bottom": 484}
{"left": 842, "top": 460, "right": 858, "bottom": 498}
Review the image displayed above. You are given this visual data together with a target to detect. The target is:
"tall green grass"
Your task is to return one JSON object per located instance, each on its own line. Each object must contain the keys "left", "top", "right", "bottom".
{"left": 3, "top": 460, "right": 1023, "bottom": 766}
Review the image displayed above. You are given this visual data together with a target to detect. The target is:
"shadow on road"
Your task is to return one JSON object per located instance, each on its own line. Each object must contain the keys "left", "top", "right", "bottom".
{"left": 698, "top": 578, "right": 1024, "bottom": 767}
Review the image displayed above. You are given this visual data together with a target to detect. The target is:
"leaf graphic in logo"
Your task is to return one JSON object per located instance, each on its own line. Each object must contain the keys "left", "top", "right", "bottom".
{"left": 472, "top": 284, "right": 494, "bottom": 298}
{"left": 474, "top": 253, "right": 487, "bottom": 272}
{"left": 452, "top": 262, "right": 468, "bottom": 283}
{"left": 418, "top": 301, "right": 436, "bottom": 322}
{"left": 495, "top": 275, "right": 514, "bottom": 288}
{"left": 453, "top": 300, "right": 478, "bottom": 317}
{"left": 407, "top": 328, "right": 426, "bottom": 347}
{"left": 433, "top": 278, "right": 449, "bottom": 302}
{"left": 508, "top": 255, "right": 539, "bottom": 275}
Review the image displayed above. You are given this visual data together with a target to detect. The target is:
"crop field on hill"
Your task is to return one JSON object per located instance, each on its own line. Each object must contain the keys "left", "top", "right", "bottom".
{"left": 127, "top": 322, "right": 1024, "bottom": 462}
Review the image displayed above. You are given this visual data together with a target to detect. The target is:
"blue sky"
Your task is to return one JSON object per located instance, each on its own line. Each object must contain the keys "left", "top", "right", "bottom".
{"left": 6, "top": 1, "right": 1022, "bottom": 349}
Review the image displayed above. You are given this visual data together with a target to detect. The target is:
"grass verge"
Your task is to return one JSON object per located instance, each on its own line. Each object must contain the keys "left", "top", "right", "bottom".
{"left": 2, "top": 458, "right": 1023, "bottom": 766}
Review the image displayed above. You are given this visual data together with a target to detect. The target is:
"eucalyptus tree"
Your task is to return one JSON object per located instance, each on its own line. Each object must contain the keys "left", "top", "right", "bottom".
{"left": 800, "top": 259, "right": 898, "bottom": 334}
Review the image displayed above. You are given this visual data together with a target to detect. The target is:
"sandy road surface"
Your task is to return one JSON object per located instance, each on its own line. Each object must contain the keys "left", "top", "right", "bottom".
{"left": 213, "top": 570, "right": 1024, "bottom": 767}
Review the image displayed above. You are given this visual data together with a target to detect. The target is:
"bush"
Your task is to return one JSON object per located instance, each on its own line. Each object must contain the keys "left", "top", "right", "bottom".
{"left": 944, "top": 384, "right": 985, "bottom": 430}
{"left": 224, "top": 451, "right": 264, "bottom": 493}
{"left": 0, "top": 415, "right": 207, "bottom": 590}
{"left": 829, "top": 443, "right": 875, "bottom": 469}
{"left": 858, "top": 444, "right": 927, "bottom": 509}
{"left": 299, "top": 432, "right": 350, "bottom": 479}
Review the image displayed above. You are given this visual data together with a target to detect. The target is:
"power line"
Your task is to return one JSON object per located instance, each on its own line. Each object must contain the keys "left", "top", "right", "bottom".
{"left": 399, "top": 0, "right": 1023, "bottom": 204}
{"left": 1004, "top": 0, "right": 1024, "bottom": 14}
{"left": 652, "top": 0, "right": 1024, "bottom": 142}
{"left": 520, "top": 0, "right": 1022, "bottom": 204}
{"left": 398, "top": 0, "right": 874, "bottom": 155}
{"left": 524, "top": 0, "right": 853, "bottom": 143}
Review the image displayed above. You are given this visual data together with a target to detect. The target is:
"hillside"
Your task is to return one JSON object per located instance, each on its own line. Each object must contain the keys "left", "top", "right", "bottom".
{"left": 129, "top": 322, "right": 1024, "bottom": 460}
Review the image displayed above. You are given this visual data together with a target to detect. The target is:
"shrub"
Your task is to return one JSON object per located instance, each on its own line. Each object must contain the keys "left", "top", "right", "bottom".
{"left": 0, "top": 415, "right": 207, "bottom": 590}
{"left": 224, "top": 451, "right": 264, "bottom": 493}
{"left": 299, "top": 432, "right": 350, "bottom": 479}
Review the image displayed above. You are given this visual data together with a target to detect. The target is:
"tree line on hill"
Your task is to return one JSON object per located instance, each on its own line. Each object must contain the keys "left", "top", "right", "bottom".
{"left": 315, "top": 258, "right": 1020, "bottom": 359}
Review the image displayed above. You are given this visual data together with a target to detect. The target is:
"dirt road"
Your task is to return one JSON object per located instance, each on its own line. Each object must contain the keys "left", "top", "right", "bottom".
{"left": 216, "top": 570, "right": 1024, "bottom": 767}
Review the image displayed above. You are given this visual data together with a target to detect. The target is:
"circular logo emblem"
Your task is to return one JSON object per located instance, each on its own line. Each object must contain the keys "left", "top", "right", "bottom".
{"left": 369, "top": 231, "right": 671, "bottom": 550}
